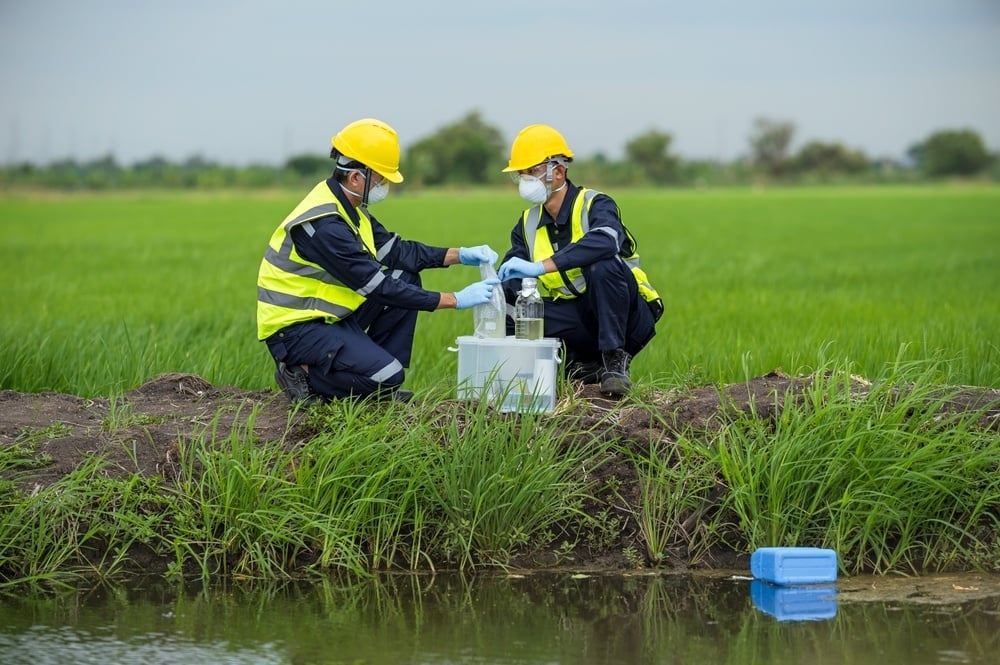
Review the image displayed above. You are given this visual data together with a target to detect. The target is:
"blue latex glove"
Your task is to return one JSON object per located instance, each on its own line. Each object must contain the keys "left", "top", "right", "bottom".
{"left": 459, "top": 245, "right": 499, "bottom": 266}
{"left": 454, "top": 278, "right": 501, "bottom": 310}
{"left": 497, "top": 257, "right": 545, "bottom": 282}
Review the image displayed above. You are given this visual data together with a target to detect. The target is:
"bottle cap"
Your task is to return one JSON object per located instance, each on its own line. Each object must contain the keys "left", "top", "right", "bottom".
{"left": 522, "top": 277, "right": 537, "bottom": 290}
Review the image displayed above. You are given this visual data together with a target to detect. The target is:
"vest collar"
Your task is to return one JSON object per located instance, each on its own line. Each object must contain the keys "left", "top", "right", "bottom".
{"left": 326, "top": 177, "right": 363, "bottom": 226}
{"left": 540, "top": 180, "right": 580, "bottom": 228}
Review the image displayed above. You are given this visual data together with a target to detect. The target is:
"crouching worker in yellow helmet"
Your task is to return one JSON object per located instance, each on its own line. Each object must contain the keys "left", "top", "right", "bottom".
{"left": 497, "top": 124, "right": 663, "bottom": 397}
{"left": 257, "top": 118, "right": 499, "bottom": 404}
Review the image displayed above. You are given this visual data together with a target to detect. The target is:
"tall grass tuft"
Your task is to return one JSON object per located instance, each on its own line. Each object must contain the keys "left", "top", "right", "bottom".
{"left": 158, "top": 392, "right": 608, "bottom": 579}
{"left": 287, "top": 397, "right": 435, "bottom": 572}
{"left": 710, "top": 358, "right": 1000, "bottom": 574}
{"left": 0, "top": 455, "right": 174, "bottom": 589}
{"left": 624, "top": 435, "right": 719, "bottom": 565}
{"left": 419, "top": 397, "right": 604, "bottom": 568}
{"left": 165, "top": 403, "right": 354, "bottom": 580}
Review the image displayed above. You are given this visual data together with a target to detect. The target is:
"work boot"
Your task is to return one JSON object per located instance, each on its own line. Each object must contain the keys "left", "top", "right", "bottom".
{"left": 364, "top": 387, "right": 414, "bottom": 404}
{"left": 348, "top": 386, "right": 413, "bottom": 404}
{"left": 274, "top": 362, "right": 321, "bottom": 405}
{"left": 389, "top": 388, "right": 414, "bottom": 403}
{"left": 566, "top": 359, "right": 603, "bottom": 385}
{"left": 599, "top": 348, "right": 632, "bottom": 397}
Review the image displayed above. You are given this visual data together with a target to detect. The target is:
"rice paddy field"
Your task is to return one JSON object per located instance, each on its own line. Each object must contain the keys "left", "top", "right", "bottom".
{"left": 2, "top": 184, "right": 1000, "bottom": 585}
{"left": 1, "top": 184, "right": 998, "bottom": 396}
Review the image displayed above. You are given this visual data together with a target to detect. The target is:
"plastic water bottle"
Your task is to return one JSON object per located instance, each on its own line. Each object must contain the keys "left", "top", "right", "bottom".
{"left": 473, "top": 261, "right": 506, "bottom": 339}
{"left": 514, "top": 278, "right": 544, "bottom": 340}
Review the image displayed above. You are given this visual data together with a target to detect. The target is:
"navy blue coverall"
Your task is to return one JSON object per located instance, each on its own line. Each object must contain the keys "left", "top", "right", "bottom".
{"left": 264, "top": 179, "right": 447, "bottom": 398}
{"left": 499, "top": 180, "right": 656, "bottom": 366}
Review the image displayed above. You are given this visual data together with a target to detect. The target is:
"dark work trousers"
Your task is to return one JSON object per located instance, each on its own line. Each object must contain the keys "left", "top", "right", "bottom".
{"left": 265, "top": 270, "right": 421, "bottom": 398}
{"left": 537, "top": 257, "right": 656, "bottom": 365}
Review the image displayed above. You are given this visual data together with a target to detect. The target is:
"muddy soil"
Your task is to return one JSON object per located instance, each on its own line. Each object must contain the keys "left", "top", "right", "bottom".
{"left": 2, "top": 371, "right": 998, "bottom": 603}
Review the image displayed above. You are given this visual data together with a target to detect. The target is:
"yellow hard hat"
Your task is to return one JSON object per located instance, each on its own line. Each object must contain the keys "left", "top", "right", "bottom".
{"left": 502, "top": 124, "right": 575, "bottom": 173}
{"left": 331, "top": 118, "right": 404, "bottom": 183}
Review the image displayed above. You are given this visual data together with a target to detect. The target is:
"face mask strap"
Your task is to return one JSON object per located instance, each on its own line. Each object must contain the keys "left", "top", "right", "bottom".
{"left": 359, "top": 167, "right": 374, "bottom": 208}
{"left": 337, "top": 164, "right": 379, "bottom": 207}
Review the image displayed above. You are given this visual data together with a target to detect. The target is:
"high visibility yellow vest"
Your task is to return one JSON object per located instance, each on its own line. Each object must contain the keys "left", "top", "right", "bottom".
{"left": 521, "top": 188, "right": 662, "bottom": 311}
{"left": 256, "top": 182, "right": 377, "bottom": 340}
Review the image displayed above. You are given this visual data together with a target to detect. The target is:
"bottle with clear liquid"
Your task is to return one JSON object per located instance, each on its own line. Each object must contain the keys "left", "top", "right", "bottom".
{"left": 514, "top": 277, "right": 544, "bottom": 340}
{"left": 473, "top": 261, "right": 506, "bottom": 339}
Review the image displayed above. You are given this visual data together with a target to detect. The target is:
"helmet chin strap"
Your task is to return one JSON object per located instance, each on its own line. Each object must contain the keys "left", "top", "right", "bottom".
{"left": 339, "top": 167, "right": 374, "bottom": 207}
{"left": 359, "top": 167, "right": 373, "bottom": 209}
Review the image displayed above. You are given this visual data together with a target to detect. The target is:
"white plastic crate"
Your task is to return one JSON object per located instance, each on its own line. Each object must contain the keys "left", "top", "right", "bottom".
{"left": 453, "top": 335, "right": 561, "bottom": 413}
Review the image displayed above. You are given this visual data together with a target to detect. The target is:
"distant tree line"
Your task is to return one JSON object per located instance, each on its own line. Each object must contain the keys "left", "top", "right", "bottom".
{"left": 1, "top": 111, "right": 996, "bottom": 191}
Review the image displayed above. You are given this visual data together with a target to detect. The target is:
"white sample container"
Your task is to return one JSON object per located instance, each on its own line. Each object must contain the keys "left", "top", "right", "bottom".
{"left": 453, "top": 335, "right": 561, "bottom": 413}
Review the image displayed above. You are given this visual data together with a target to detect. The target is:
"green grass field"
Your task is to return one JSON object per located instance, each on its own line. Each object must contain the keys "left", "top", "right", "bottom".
{"left": 3, "top": 185, "right": 999, "bottom": 584}
{"left": 2, "top": 185, "right": 998, "bottom": 396}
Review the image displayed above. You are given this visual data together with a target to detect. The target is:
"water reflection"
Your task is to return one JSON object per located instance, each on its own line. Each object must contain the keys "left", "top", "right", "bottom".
{"left": 0, "top": 572, "right": 997, "bottom": 664}
{"left": 750, "top": 580, "right": 838, "bottom": 621}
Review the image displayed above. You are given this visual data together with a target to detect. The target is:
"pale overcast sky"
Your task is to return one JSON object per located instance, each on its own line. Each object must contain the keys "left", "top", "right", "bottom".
{"left": 2, "top": 0, "right": 998, "bottom": 166}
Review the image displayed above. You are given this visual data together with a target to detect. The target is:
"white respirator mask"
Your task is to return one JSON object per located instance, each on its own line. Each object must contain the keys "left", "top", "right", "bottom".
{"left": 518, "top": 175, "right": 549, "bottom": 204}
{"left": 340, "top": 168, "right": 390, "bottom": 205}
{"left": 367, "top": 181, "right": 389, "bottom": 204}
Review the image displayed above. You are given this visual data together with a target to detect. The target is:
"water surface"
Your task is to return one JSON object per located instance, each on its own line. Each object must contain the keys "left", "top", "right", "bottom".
{"left": 1, "top": 572, "right": 997, "bottom": 664}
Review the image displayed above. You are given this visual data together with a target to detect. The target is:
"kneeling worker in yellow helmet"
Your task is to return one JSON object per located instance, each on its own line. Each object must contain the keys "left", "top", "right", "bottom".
{"left": 496, "top": 124, "right": 663, "bottom": 397}
{"left": 257, "top": 118, "right": 499, "bottom": 403}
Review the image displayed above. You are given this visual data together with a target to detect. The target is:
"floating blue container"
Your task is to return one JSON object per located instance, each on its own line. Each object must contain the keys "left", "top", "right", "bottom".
{"left": 750, "top": 547, "right": 838, "bottom": 585}
{"left": 750, "top": 580, "right": 838, "bottom": 622}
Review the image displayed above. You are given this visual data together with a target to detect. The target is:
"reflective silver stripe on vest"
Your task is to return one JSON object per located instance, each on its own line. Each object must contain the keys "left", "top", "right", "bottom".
{"left": 594, "top": 226, "right": 618, "bottom": 242}
{"left": 288, "top": 203, "right": 341, "bottom": 229}
{"left": 257, "top": 286, "right": 354, "bottom": 320}
{"left": 577, "top": 189, "right": 599, "bottom": 229}
{"left": 576, "top": 191, "right": 619, "bottom": 242}
{"left": 524, "top": 190, "right": 599, "bottom": 297}
{"left": 262, "top": 204, "right": 356, "bottom": 290}
{"left": 376, "top": 233, "right": 398, "bottom": 261}
{"left": 263, "top": 246, "right": 329, "bottom": 279}
{"left": 370, "top": 358, "right": 404, "bottom": 383}
{"left": 264, "top": 237, "right": 346, "bottom": 286}
{"left": 357, "top": 270, "right": 386, "bottom": 296}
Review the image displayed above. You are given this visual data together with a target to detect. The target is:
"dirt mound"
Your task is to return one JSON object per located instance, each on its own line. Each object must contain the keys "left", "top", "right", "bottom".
{"left": 2, "top": 371, "right": 997, "bottom": 496}
{"left": 2, "top": 371, "right": 998, "bottom": 573}
{"left": 0, "top": 374, "right": 300, "bottom": 491}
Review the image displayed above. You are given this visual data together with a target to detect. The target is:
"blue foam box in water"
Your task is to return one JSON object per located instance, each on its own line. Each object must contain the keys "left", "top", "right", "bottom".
{"left": 750, "top": 547, "right": 838, "bottom": 585}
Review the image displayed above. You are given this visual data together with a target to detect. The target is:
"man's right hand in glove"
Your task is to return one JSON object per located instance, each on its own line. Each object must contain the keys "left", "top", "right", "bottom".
{"left": 497, "top": 257, "right": 546, "bottom": 282}
{"left": 451, "top": 279, "right": 501, "bottom": 310}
